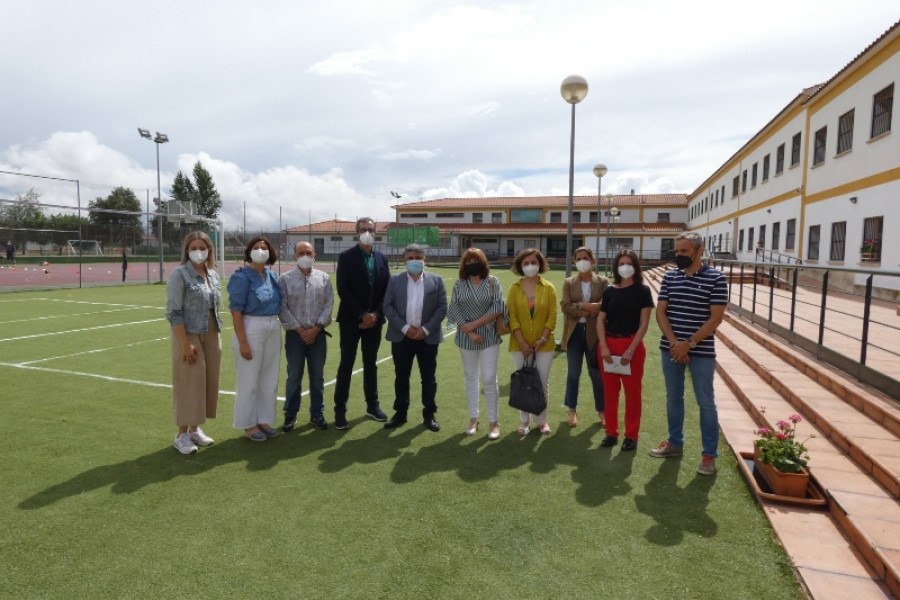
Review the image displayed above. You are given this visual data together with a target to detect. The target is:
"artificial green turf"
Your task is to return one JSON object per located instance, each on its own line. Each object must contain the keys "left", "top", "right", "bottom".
{"left": 0, "top": 269, "right": 802, "bottom": 599}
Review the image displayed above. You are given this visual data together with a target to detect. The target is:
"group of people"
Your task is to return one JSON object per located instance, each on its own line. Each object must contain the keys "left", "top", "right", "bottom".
{"left": 164, "top": 220, "right": 727, "bottom": 476}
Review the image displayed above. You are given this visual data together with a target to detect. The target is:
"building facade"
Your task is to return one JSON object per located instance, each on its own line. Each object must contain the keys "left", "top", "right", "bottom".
{"left": 689, "top": 19, "right": 899, "bottom": 295}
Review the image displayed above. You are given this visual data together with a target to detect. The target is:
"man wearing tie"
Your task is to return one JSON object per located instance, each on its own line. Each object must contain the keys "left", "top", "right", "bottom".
{"left": 382, "top": 244, "right": 448, "bottom": 432}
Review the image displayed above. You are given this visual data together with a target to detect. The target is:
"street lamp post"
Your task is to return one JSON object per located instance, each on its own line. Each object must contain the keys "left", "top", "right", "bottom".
{"left": 560, "top": 75, "right": 588, "bottom": 277}
{"left": 605, "top": 194, "right": 619, "bottom": 276}
{"left": 593, "top": 164, "right": 607, "bottom": 272}
{"left": 138, "top": 128, "right": 169, "bottom": 282}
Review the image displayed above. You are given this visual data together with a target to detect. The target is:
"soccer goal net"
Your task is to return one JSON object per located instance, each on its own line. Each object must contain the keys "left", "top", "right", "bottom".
{"left": 67, "top": 240, "right": 103, "bottom": 256}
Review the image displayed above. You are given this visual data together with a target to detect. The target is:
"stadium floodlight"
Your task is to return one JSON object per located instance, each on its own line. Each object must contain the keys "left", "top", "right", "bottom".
{"left": 138, "top": 128, "right": 170, "bottom": 282}
{"left": 137, "top": 128, "right": 151, "bottom": 139}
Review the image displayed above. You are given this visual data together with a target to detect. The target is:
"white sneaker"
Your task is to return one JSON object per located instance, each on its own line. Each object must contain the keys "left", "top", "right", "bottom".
{"left": 190, "top": 428, "right": 214, "bottom": 447}
{"left": 174, "top": 433, "right": 198, "bottom": 455}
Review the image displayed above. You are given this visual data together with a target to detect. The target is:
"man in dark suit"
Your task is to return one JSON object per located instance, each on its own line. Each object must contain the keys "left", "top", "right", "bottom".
{"left": 381, "top": 244, "right": 447, "bottom": 431}
{"left": 333, "top": 217, "right": 391, "bottom": 430}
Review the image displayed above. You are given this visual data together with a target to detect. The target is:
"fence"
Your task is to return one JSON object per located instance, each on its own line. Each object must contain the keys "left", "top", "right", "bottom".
{"left": 714, "top": 259, "right": 900, "bottom": 399}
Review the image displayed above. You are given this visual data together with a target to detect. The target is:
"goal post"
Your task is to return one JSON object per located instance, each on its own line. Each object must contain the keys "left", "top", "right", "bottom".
{"left": 67, "top": 240, "right": 103, "bottom": 256}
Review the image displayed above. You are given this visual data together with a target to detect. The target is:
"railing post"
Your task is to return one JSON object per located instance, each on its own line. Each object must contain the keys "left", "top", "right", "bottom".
{"left": 818, "top": 271, "right": 829, "bottom": 347}
{"left": 790, "top": 267, "right": 798, "bottom": 332}
{"left": 752, "top": 265, "right": 759, "bottom": 314}
{"left": 861, "top": 274, "right": 873, "bottom": 366}
{"left": 739, "top": 264, "right": 745, "bottom": 309}
{"left": 768, "top": 266, "right": 775, "bottom": 323}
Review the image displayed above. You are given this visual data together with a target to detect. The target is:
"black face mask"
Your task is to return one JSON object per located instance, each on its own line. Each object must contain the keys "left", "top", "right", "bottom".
{"left": 464, "top": 262, "right": 484, "bottom": 277}
{"left": 675, "top": 254, "right": 694, "bottom": 270}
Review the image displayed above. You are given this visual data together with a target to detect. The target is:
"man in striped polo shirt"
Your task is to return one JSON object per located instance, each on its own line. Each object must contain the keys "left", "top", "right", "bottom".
{"left": 649, "top": 232, "right": 727, "bottom": 475}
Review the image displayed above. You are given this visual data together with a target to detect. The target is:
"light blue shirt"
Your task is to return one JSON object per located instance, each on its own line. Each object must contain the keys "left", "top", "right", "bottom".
{"left": 227, "top": 266, "right": 281, "bottom": 316}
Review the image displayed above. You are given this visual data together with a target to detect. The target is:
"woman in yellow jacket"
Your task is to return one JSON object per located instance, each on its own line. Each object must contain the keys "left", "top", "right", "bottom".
{"left": 507, "top": 248, "right": 558, "bottom": 435}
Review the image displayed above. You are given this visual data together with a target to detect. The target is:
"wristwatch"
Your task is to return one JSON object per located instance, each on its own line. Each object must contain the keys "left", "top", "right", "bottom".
{"left": 688, "top": 338, "right": 697, "bottom": 349}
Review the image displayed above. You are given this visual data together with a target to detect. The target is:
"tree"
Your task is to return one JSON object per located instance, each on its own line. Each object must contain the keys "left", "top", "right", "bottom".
{"left": 192, "top": 162, "right": 222, "bottom": 219}
{"left": 0, "top": 189, "right": 46, "bottom": 254}
{"left": 88, "top": 187, "right": 142, "bottom": 250}
{"left": 169, "top": 162, "right": 221, "bottom": 220}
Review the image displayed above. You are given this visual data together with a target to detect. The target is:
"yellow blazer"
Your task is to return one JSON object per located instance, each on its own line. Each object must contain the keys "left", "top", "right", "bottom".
{"left": 560, "top": 273, "right": 609, "bottom": 350}
{"left": 507, "top": 276, "right": 558, "bottom": 352}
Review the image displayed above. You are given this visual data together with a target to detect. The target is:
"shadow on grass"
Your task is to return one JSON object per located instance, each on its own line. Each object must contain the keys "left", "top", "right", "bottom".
{"left": 634, "top": 458, "right": 718, "bottom": 545}
{"left": 17, "top": 420, "right": 351, "bottom": 510}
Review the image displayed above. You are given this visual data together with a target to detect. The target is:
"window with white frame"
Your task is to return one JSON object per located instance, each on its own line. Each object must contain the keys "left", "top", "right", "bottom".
{"left": 837, "top": 109, "right": 854, "bottom": 154}
{"left": 472, "top": 213, "right": 483, "bottom": 223}
{"left": 871, "top": 84, "right": 893, "bottom": 138}
{"left": 813, "top": 127, "right": 827, "bottom": 165}
{"left": 829, "top": 221, "right": 846, "bottom": 261}
{"left": 808, "top": 225, "right": 820, "bottom": 260}
{"left": 491, "top": 212, "right": 503, "bottom": 223}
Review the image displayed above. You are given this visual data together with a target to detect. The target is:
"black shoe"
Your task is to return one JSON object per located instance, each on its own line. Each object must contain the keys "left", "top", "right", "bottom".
{"left": 310, "top": 415, "right": 329, "bottom": 430}
{"left": 366, "top": 406, "right": 388, "bottom": 422}
{"left": 600, "top": 434, "right": 619, "bottom": 448}
{"left": 282, "top": 416, "right": 297, "bottom": 433}
{"left": 424, "top": 418, "right": 441, "bottom": 432}
{"left": 384, "top": 414, "right": 408, "bottom": 429}
{"left": 621, "top": 437, "right": 637, "bottom": 451}
{"left": 334, "top": 415, "right": 349, "bottom": 430}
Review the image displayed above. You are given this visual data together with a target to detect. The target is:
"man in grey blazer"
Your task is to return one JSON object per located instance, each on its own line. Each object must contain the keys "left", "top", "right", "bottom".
{"left": 382, "top": 244, "right": 448, "bottom": 431}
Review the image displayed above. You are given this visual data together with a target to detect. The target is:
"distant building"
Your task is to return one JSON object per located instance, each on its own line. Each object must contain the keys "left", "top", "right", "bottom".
{"left": 284, "top": 194, "right": 688, "bottom": 262}
{"left": 689, "top": 19, "right": 899, "bottom": 295}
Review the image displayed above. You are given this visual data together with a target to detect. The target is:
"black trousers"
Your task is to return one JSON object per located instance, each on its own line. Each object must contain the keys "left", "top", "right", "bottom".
{"left": 391, "top": 337, "right": 438, "bottom": 419}
{"left": 333, "top": 321, "right": 383, "bottom": 415}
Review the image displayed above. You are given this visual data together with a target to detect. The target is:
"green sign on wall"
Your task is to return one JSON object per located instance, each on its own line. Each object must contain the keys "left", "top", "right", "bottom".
{"left": 387, "top": 226, "right": 440, "bottom": 247}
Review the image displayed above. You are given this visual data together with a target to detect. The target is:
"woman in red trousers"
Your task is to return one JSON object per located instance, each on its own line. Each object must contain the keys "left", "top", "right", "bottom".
{"left": 596, "top": 249, "right": 654, "bottom": 451}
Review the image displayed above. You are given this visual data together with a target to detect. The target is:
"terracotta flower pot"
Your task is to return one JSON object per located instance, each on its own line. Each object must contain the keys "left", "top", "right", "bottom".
{"left": 753, "top": 449, "right": 809, "bottom": 497}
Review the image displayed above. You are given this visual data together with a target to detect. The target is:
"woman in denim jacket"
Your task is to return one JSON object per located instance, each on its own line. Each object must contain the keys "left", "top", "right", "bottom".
{"left": 165, "top": 231, "right": 223, "bottom": 455}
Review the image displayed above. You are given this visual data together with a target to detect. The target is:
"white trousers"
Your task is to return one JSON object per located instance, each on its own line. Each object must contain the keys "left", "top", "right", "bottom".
{"left": 459, "top": 344, "right": 501, "bottom": 423}
{"left": 511, "top": 350, "right": 553, "bottom": 426}
{"left": 232, "top": 315, "right": 282, "bottom": 429}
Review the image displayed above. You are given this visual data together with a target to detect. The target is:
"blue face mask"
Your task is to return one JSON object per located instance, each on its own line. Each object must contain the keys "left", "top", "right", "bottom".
{"left": 406, "top": 259, "right": 424, "bottom": 275}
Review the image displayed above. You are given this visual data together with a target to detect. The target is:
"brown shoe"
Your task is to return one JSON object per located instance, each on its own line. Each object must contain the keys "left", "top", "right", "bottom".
{"left": 567, "top": 409, "right": 578, "bottom": 427}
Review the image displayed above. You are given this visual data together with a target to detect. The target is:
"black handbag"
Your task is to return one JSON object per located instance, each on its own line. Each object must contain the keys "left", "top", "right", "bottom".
{"left": 508, "top": 355, "right": 547, "bottom": 415}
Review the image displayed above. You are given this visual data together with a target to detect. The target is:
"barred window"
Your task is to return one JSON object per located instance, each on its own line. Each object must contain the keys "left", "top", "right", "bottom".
{"left": 549, "top": 212, "right": 562, "bottom": 223}
{"left": 871, "top": 84, "right": 893, "bottom": 138}
{"left": 772, "top": 221, "right": 780, "bottom": 251}
{"left": 762, "top": 154, "right": 770, "bottom": 181}
{"left": 738, "top": 229, "right": 745, "bottom": 251}
{"left": 861, "top": 216, "right": 884, "bottom": 261}
{"left": 758, "top": 224, "right": 766, "bottom": 249}
{"left": 785, "top": 219, "right": 796, "bottom": 250}
{"left": 751, "top": 163, "right": 758, "bottom": 187}
{"left": 732, "top": 176, "right": 739, "bottom": 197}
{"left": 829, "top": 221, "right": 846, "bottom": 261}
{"left": 776, "top": 144, "right": 785, "bottom": 174}
{"left": 491, "top": 212, "right": 502, "bottom": 223}
{"left": 791, "top": 133, "right": 801, "bottom": 166}
{"left": 472, "top": 213, "right": 483, "bottom": 223}
{"left": 837, "top": 109, "right": 854, "bottom": 154}
{"left": 813, "top": 127, "right": 827, "bottom": 165}
{"left": 808, "top": 225, "right": 820, "bottom": 260}
{"left": 741, "top": 169, "right": 748, "bottom": 192}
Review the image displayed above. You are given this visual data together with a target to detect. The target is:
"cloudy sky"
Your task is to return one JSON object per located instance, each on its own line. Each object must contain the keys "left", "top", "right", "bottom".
{"left": 1, "top": 1, "right": 897, "bottom": 232}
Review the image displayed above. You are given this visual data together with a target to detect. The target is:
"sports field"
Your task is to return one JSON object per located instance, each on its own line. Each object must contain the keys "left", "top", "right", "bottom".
{"left": 0, "top": 267, "right": 802, "bottom": 599}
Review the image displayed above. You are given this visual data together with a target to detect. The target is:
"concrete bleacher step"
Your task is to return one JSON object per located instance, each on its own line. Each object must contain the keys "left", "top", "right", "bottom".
{"left": 715, "top": 317, "right": 900, "bottom": 598}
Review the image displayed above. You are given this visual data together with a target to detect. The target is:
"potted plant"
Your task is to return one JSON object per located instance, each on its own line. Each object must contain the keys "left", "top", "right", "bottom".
{"left": 753, "top": 414, "right": 812, "bottom": 497}
{"left": 860, "top": 239, "right": 880, "bottom": 261}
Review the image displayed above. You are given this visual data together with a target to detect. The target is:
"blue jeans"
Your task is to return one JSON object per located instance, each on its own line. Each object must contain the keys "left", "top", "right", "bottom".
{"left": 283, "top": 330, "right": 327, "bottom": 418}
{"left": 660, "top": 352, "right": 718, "bottom": 457}
{"left": 564, "top": 323, "right": 604, "bottom": 411}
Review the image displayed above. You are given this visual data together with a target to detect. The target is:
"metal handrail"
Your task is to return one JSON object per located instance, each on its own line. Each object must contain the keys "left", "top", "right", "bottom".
{"left": 714, "top": 259, "right": 900, "bottom": 400}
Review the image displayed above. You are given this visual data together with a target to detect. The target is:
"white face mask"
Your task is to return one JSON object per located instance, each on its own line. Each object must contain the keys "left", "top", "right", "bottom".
{"left": 359, "top": 231, "right": 375, "bottom": 246}
{"left": 618, "top": 264, "right": 636, "bottom": 279}
{"left": 522, "top": 264, "right": 540, "bottom": 278}
{"left": 189, "top": 249, "right": 208, "bottom": 265}
{"left": 575, "top": 259, "right": 592, "bottom": 273}
{"left": 296, "top": 255, "right": 314, "bottom": 270}
{"left": 250, "top": 248, "right": 269, "bottom": 264}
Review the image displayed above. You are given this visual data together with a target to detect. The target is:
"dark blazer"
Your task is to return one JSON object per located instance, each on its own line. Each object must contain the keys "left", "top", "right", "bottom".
{"left": 336, "top": 244, "right": 390, "bottom": 325}
{"left": 382, "top": 271, "right": 447, "bottom": 345}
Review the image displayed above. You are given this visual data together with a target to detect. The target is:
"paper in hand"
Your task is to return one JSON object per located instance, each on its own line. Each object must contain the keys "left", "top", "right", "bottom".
{"left": 603, "top": 356, "right": 632, "bottom": 376}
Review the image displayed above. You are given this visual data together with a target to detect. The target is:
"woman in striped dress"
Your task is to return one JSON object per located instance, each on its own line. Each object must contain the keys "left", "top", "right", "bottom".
{"left": 447, "top": 248, "right": 507, "bottom": 440}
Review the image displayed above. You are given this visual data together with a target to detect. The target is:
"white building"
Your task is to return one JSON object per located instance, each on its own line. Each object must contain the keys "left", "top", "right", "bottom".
{"left": 689, "top": 19, "right": 899, "bottom": 296}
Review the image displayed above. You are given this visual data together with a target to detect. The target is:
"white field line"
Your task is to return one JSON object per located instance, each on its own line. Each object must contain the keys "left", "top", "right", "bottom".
{"left": 0, "top": 318, "right": 166, "bottom": 343}
{"left": 17, "top": 336, "right": 171, "bottom": 365}
{"left": 0, "top": 306, "right": 146, "bottom": 326}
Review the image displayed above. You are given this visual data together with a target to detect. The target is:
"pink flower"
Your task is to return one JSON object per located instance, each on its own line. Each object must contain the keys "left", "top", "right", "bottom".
{"left": 776, "top": 419, "right": 790, "bottom": 430}
{"left": 777, "top": 433, "right": 787, "bottom": 440}
{"left": 757, "top": 427, "right": 771, "bottom": 435}
{"left": 789, "top": 414, "right": 802, "bottom": 423}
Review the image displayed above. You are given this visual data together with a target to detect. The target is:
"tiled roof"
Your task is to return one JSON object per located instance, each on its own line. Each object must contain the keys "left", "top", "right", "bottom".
{"left": 285, "top": 219, "right": 391, "bottom": 234}
{"left": 285, "top": 220, "right": 685, "bottom": 235}
{"left": 392, "top": 194, "right": 687, "bottom": 210}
